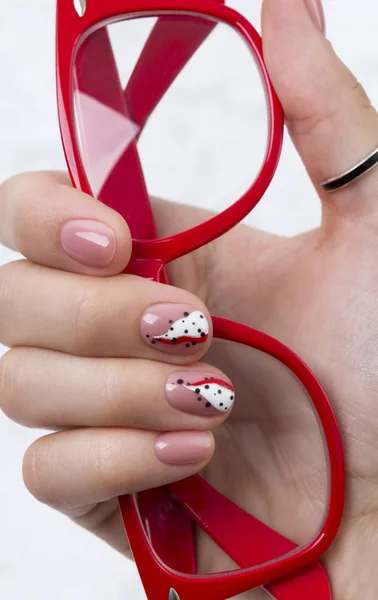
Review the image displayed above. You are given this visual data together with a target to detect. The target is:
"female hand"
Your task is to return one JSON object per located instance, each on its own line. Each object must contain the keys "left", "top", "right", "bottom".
{"left": 1, "top": 0, "right": 378, "bottom": 598}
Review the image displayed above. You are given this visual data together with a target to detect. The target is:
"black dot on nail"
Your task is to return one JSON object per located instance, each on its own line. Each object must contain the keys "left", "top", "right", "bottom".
{"left": 184, "top": 312, "right": 189, "bottom": 316}
{"left": 197, "top": 397, "right": 202, "bottom": 401}
{"left": 186, "top": 343, "right": 190, "bottom": 347}
{"left": 170, "top": 327, "right": 174, "bottom": 331}
{"left": 192, "top": 342, "right": 196, "bottom": 346}
{"left": 218, "top": 390, "right": 222, "bottom": 394}
{"left": 146, "top": 335, "right": 150, "bottom": 338}
{"left": 205, "top": 402, "right": 211, "bottom": 408}
{"left": 230, "top": 396, "right": 234, "bottom": 400}
{"left": 165, "top": 334, "right": 168, "bottom": 337}
{"left": 192, "top": 322, "right": 195, "bottom": 325}
{"left": 184, "top": 330, "right": 188, "bottom": 334}
{"left": 172, "top": 338, "right": 177, "bottom": 343}
{"left": 220, "top": 403, "right": 224, "bottom": 407}
{"left": 200, "top": 332, "right": 205, "bottom": 337}
{"left": 195, "top": 388, "right": 200, "bottom": 394}
{"left": 225, "top": 407, "right": 229, "bottom": 410}
{"left": 151, "top": 340, "right": 156, "bottom": 344}
{"left": 214, "top": 393, "right": 217, "bottom": 396}
{"left": 200, "top": 315, "right": 204, "bottom": 319}
{"left": 205, "top": 385, "right": 210, "bottom": 389}
{"left": 198, "top": 329, "right": 202, "bottom": 333}
{"left": 177, "top": 379, "right": 184, "bottom": 385}
{"left": 182, "top": 320, "right": 185, "bottom": 323}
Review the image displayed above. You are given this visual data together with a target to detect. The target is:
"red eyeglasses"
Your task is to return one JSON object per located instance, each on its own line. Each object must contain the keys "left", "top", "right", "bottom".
{"left": 56, "top": 1, "right": 345, "bottom": 598}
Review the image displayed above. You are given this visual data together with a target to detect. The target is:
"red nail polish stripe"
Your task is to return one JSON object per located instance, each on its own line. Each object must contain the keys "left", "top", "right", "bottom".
{"left": 154, "top": 334, "right": 208, "bottom": 345}
{"left": 189, "top": 378, "right": 234, "bottom": 391}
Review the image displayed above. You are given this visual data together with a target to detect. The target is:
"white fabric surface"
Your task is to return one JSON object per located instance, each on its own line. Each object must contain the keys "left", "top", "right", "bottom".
{"left": 0, "top": 1, "right": 377, "bottom": 598}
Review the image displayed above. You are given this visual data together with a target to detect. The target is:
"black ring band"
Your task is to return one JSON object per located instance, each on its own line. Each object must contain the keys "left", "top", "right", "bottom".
{"left": 321, "top": 147, "right": 378, "bottom": 192}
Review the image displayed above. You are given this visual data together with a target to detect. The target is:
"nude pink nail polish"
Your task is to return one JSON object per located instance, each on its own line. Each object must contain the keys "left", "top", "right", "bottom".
{"left": 154, "top": 431, "right": 213, "bottom": 465}
{"left": 141, "top": 303, "right": 210, "bottom": 355}
{"left": 60, "top": 219, "right": 116, "bottom": 267}
{"left": 166, "top": 371, "right": 235, "bottom": 415}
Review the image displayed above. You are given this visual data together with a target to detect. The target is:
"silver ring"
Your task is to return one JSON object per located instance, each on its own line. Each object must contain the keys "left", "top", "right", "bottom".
{"left": 321, "top": 146, "right": 378, "bottom": 192}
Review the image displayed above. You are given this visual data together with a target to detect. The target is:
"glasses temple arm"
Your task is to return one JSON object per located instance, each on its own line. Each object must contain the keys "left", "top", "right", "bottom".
{"left": 169, "top": 475, "right": 331, "bottom": 600}
{"left": 124, "top": 14, "right": 219, "bottom": 131}
{"left": 131, "top": 478, "right": 330, "bottom": 600}
{"left": 74, "top": 28, "right": 156, "bottom": 240}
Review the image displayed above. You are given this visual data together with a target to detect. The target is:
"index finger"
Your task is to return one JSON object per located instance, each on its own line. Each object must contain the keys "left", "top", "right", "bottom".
{"left": 0, "top": 171, "right": 132, "bottom": 275}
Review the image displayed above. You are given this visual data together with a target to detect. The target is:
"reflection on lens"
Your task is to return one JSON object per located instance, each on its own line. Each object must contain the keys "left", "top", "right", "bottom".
{"left": 73, "top": 12, "right": 269, "bottom": 235}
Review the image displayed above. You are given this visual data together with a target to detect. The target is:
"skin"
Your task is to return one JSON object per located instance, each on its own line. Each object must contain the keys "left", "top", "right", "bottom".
{"left": 1, "top": 0, "right": 378, "bottom": 597}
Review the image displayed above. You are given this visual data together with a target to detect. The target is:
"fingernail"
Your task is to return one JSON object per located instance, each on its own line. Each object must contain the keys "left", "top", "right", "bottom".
{"left": 60, "top": 220, "right": 116, "bottom": 267}
{"left": 141, "top": 304, "right": 210, "bottom": 355}
{"left": 154, "top": 431, "right": 213, "bottom": 465}
{"left": 166, "top": 371, "right": 235, "bottom": 415}
{"left": 304, "top": 0, "right": 325, "bottom": 33}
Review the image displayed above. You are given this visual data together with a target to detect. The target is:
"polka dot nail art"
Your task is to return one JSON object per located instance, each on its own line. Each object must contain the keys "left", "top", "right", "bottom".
{"left": 141, "top": 304, "right": 210, "bottom": 354}
{"left": 166, "top": 371, "right": 235, "bottom": 415}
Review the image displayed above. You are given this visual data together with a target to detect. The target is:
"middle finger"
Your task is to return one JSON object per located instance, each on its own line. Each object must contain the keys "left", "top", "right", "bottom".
{"left": 0, "top": 261, "right": 212, "bottom": 361}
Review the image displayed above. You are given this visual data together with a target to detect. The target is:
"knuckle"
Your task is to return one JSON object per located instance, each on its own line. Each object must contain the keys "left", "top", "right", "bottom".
{"left": 0, "top": 172, "right": 31, "bottom": 208}
{"left": 14, "top": 180, "right": 55, "bottom": 252}
{"left": 22, "top": 438, "right": 54, "bottom": 505}
{"left": 71, "top": 285, "right": 101, "bottom": 353}
{"left": 287, "top": 98, "right": 343, "bottom": 139}
{"left": 0, "top": 348, "right": 42, "bottom": 426}
{"left": 287, "top": 72, "right": 375, "bottom": 141}
{"left": 349, "top": 77, "right": 373, "bottom": 110}
{"left": 0, "top": 171, "right": 56, "bottom": 200}
{"left": 0, "top": 172, "right": 57, "bottom": 252}
{"left": 98, "top": 362, "right": 123, "bottom": 417}
{"left": 0, "top": 261, "right": 23, "bottom": 345}
{"left": 91, "top": 432, "right": 139, "bottom": 493}
{"left": 0, "top": 348, "right": 24, "bottom": 421}
{"left": 71, "top": 281, "right": 113, "bottom": 355}
{"left": 92, "top": 433, "right": 120, "bottom": 489}
{"left": 0, "top": 260, "right": 14, "bottom": 303}
{"left": 0, "top": 264, "right": 10, "bottom": 330}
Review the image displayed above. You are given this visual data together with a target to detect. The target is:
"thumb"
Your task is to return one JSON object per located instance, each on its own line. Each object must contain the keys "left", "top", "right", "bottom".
{"left": 262, "top": 0, "right": 378, "bottom": 220}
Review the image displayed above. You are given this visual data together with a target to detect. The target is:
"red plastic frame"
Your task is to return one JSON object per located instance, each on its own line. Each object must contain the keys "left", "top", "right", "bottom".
{"left": 56, "top": 1, "right": 345, "bottom": 599}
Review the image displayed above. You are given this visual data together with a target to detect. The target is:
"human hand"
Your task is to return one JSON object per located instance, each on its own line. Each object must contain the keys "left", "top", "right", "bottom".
{"left": 1, "top": 0, "right": 378, "bottom": 598}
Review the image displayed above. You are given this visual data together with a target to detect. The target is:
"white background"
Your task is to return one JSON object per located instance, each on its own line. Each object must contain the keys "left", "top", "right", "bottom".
{"left": 0, "top": 1, "right": 378, "bottom": 598}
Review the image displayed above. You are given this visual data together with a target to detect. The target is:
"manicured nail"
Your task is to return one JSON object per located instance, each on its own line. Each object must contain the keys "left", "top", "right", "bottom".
{"left": 166, "top": 371, "right": 235, "bottom": 415}
{"left": 304, "top": 0, "right": 325, "bottom": 33}
{"left": 141, "top": 304, "right": 210, "bottom": 354}
{"left": 154, "top": 431, "right": 213, "bottom": 465}
{"left": 60, "top": 220, "right": 116, "bottom": 267}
